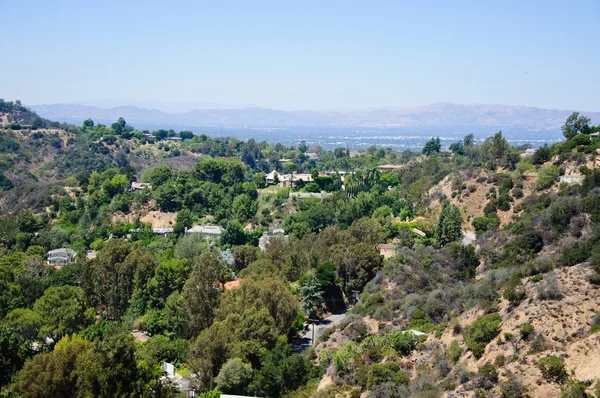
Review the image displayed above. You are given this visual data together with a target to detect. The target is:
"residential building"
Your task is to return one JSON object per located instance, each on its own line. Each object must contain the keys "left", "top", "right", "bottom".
{"left": 185, "top": 225, "right": 223, "bottom": 239}
{"left": 375, "top": 243, "right": 398, "bottom": 259}
{"left": 131, "top": 182, "right": 151, "bottom": 190}
{"left": 305, "top": 152, "right": 319, "bottom": 160}
{"left": 152, "top": 227, "right": 174, "bottom": 237}
{"left": 47, "top": 248, "right": 76, "bottom": 266}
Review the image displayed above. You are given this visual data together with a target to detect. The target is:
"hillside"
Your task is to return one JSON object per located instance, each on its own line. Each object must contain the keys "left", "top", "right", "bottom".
{"left": 1, "top": 102, "right": 600, "bottom": 398}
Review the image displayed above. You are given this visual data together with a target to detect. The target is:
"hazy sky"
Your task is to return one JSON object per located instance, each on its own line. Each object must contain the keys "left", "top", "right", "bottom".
{"left": 1, "top": 0, "right": 599, "bottom": 111}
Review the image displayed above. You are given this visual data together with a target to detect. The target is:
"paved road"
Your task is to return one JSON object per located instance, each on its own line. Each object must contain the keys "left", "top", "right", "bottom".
{"left": 293, "top": 312, "right": 347, "bottom": 353}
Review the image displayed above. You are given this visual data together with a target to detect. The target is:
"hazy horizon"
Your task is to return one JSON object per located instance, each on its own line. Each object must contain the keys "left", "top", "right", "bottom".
{"left": 2, "top": 1, "right": 599, "bottom": 111}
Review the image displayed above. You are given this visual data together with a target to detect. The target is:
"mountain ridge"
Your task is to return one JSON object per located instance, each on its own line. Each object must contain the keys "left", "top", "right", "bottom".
{"left": 30, "top": 102, "right": 600, "bottom": 130}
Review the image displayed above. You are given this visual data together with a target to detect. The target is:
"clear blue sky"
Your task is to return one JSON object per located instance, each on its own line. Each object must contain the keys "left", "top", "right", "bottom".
{"left": 1, "top": 0, "right": 599, "bottom": 111}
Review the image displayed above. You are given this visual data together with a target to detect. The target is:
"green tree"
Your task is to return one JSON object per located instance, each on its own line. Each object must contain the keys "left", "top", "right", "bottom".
{"left": 0, "top": 325, "right": 31, "bottom": 388}
{"left": 174, "top": 208, "right": 194, "bottom": 234}
{"left": 143, "top": 164, "right": 172, "bottom": 188}
{"left": 215, "top": 358, "right": 253, "bottom": 395}
{"left": 147, "top": 259, "right": 190, "bottom": 308}
{"left": 33, "top": 285, "right": 94, "bottom": 340}
{"left": 300, "top": 275, "right": 323, "bottom": 317}
{"left": 182, "top": 248, "right": 224, "bottom": 335}
{"left": 436, "top": 203, "right": 463, "bottom": 246}
{"left": 422, "top": 137, "right": 441, "bottom": 155}
{"left": 465, "top": 312, "right": 502, "bottom": 359}
{"left": 232, "top": 194, "right": 255, "bottom": 223}
{"left": 562, "top": 112, "right": 591, "bottom": 140}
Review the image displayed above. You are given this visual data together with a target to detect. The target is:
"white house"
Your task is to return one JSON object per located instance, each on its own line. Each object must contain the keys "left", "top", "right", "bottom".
{"left": 152, "top": 228, "right": 174, "bottom": 237}
{"left": 131, "top": 182, "right": 151, "bottom": 190}
{"left": 185, "top": 225, "right": 223, "bottom": 239}
{"left": 47, "top": 248, "right": 77, "bottom": 266}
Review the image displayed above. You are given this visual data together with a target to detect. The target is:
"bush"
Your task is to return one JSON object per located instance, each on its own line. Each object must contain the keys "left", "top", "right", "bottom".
{"left": 465, "top": 313, "right": 502, "bottom": 359}
{"left": 389, "top": 331, "right": 420, "bottom": 356}
{"left": 501, "top": 373, "right": 527, "bottom": 398}
{"left": 561, "top": 241, "right": 592, "bottom": 266}
{"left": 536, "top": 166, "right": 562, "bottom": 190}
{"left": 503, "top": 285, "right": 526, "bottom": 305}
{"left": 537, "top": 276, "right": 562, "bottom": 300}
{"left": 560, "top": 380, "right": 587, "bottom": 398}
{"left": 447, "top": 340, "right": 462, "bottom": 364}
{"left": 525, "top": 256, "right": 554, "bottom": 276}
{"left": 589, "top": 273, "right": 600, "bottom": 285}
{"left": 366, "top": 362, "right": 409, "bottom": 390}
{"left": 472, "top": 217, "right": 500, "bottom": 234}
{"left": 591, "top": 312, "right": 600, "bottom": 334}
{"left": 538, "top": 356, "right": 567, "bottom": 383}
{"left": 474, "top": 363, "right": 498, "bottom": 390}
{"left": 519, "top": 324, "right": 535, "bottom": 340}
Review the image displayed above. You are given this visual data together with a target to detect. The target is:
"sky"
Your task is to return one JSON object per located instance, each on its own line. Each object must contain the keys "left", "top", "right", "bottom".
{"left": 1, "top": 0, "right": 599, "bottom": 111}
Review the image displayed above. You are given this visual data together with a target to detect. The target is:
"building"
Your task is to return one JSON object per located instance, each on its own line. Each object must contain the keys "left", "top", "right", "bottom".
{"left": 305, "top": 152, "right": 319, "bottom": 161}
{"left": 142, "top": 133, "right": 154, "bottom": 139}
{"left": 278, "top": 173, "right": 314, "bottom": 187}
{"left": 590, "top": 132, "right": 599, "bottom": 138}
{"left": 47, "top": 248, "right": 77, "bottom": 266}
{"left": 521, "top": 148, "right": 536, "bottom": 157}
{"left": 185, "top": 225, "right": 223, "bottom": 239}
{"left": 152, "top": 227, "right": 174, "bottom": 237}
{"left": 166, "top": 137, "right": 182, "bottom": 141}
{"left": 375, "top": 243, "right": 398, "bottom": 259}
{"left": 131, "top": 182, "right": 151, "bottom": 190}
{"left": 377, "top": 164, "right": 404, "bottom": 173}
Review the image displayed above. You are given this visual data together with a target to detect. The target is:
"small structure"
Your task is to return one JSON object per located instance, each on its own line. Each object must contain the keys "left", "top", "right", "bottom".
{"left": 305, "top": 152, "right": 319, "bottom": 161}
{"left": 278, "top": 173, "right": 314, "bottom": 187}
{"left": 559, "top": 176, "right": 582, "bottom": 184}
{"left": 47, "top": 248, "right": 76, "bottom": 266}
{"left": 272, "top": 228, "right": 285, "bottom": 235}
{"left": 86, "top": 250, "right": 97, "bottom": 260}
{"left": 152, "top": 227, "right": 174, "bottom": 237}
{"left": 131, "top": 182, "right": 151, "bottom": 190}
{"left": 412, "top": 228, "right": 426, "bottom": 237}
{"left": 166, "top": 137, "right": 182, "bottom": 141}
{"left": 377, "top": 164, "right": 404, "bottom": 172}
{"left": 589, "top": 132, "right": 599, "bottom": 138}
{"left": 521, "top": 148, "right": 536, "bottom": 157}
{"left": 185, "top": 225, "right": 223, "bottom": 239}
{"left": 131, "top": 330, "right": 149, "bottom": 343}
{"left": 142, "top": 133, "right": 154, "bottom": 139}
{"left": 375, "top": 243, "right": 397, "bottom": 259}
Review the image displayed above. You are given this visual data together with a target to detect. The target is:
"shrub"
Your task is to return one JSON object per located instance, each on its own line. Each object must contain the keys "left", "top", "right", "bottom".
{"left": 366, "top": 362, "right": 409, "bottom": 390}
{"left": 501, "top": 373, "right": 527, "bottom": 398}
{"left": 538, "top": 356, "right": 567, "bottom": 383}
{"left": 528, "top": 334, "right": 551, "bottom": 354}
{"left": 591, "top": 312, "right": 600, "bottom": 334}
{"left": 503, "top": 285, "right": 526, "bottom": 305}
{"left": 537, "top": 276, "right": 562, "bottom": 300}
{"left": 465, "top": 313, "right": 502, "bottom": 359}
{"left": 472, "top": 216, "right": 500, "bottom": 234}
{"left": 474, "top": 363, "right": 498, "bottom": 390}
{"left": 525, "top": 256, "right": 554, "bottom": 276}
{"left": 536, "top": 166, "right": 562, "bottom": 190}
{"left": 589, "top": 273, "right": 600, "bottom": 286}
{"left": 561, "top": 241, "right": 592, "bottom": 266}
{"left": 519, "top": 324, "right": 535, "bottom": 340}
{"left": 389, "top": 331, "right": 420, "bottom": 356}
{"left": 559, "top": 380, "right": 587, "bottom": 398}
{"left": 447, "top": 340, "right": 462, "bottom": 364}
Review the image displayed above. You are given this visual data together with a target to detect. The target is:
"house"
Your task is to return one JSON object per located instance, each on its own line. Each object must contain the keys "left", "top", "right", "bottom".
{"left": 305, "top": 152, "right": 319, "bottom": 161}
{"left": 131, "top": 182, "right": 151, "bottom": 190}
{"left": 86, "top": 250, "right": 97, "bottom": 260}
{"left": 142, "top": 133, "right": 154, "bottom": 139}
{"left": 377, "top": 164, "right": 404, "bottom": 172}
{"left": 259, "top": 232, "right": 288, "bottom": 251}
{"left": 590, "top": 132, "right": 600, "bottom": 138}
{"left": 152, "top": 227, "right": 174, "bottom": 237}
{"left": 375, "top": 243, "right": 397, "bottom": 259}
{"left": 166, "top": 137, "right": 182, "bottom": 141}
{"left": 47, "top": 248, "right": 77, "bottom": 266}
{"left": 278, "top": 173, "right": 314, "bottom": 187}
{"left": 185, "top": 225, "right": 223, "bottom": 239}
{"left": 266, "top": 170, "right": 279, "bottom": 184}
{"left": 272, "top": 228, "right": 285, "bottom": 234}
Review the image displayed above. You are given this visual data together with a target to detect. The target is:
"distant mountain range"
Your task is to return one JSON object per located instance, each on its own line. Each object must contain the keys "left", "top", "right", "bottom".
{"left": 30, "top": 102, "right": 600, "bottom": 131}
